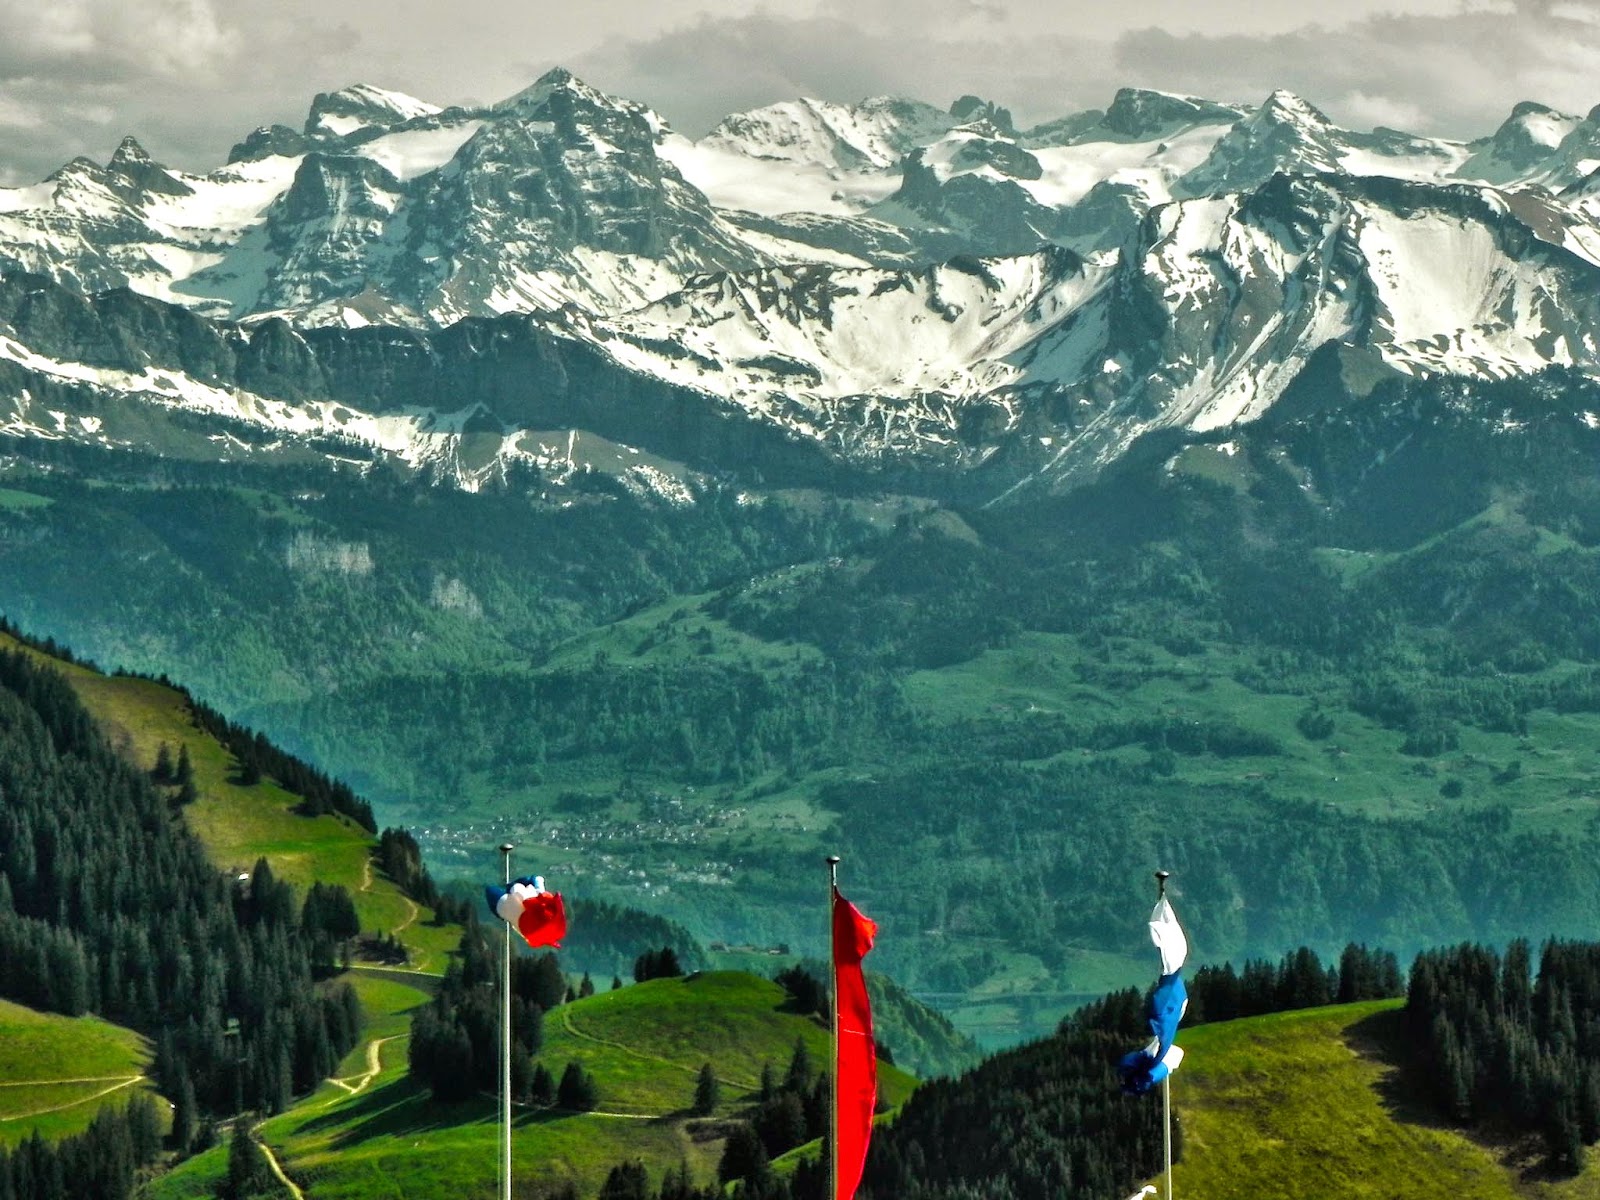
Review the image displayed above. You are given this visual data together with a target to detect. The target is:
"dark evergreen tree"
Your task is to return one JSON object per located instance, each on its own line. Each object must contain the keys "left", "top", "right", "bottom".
{"left": 633, "top": 946, "right": 685, "bottom": 983}
{"left": 530, "top": 1063, "right": 555, "bottom": 1106}
{"left": 598, "top": 1160, "right": 649, "bottom": 1200}
{"left": 557, "top": 1061, "right": 599, "bottom": 1111}
{"left": 718, "top": 1123, "right": 769, "bottom": 1186}
{"left": 692, "top": 1063, "right": 720, "bottom": 1116}
{"left": 783, "top": 1038, "right": 814, "bottom": 1094}
{"left": 220, "top": 1121, "right": 274, "bottom": 1200}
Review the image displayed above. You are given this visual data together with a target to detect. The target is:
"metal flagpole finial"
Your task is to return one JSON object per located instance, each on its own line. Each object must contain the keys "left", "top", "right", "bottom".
{"left": 1155, "top": 870, "right": 1170, "bottom": 897}
{"left": 826, "top": 854, "right": 840, "bottom": 886}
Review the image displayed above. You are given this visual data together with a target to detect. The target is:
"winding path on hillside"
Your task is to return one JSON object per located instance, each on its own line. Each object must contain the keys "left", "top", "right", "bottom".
{"left": 556, "top": 1006, "right": 759, "bottom": 1092}
{"left": 0, "top": 1074, "right": 145, "bottom": 1120}
{"left": 326, "top": 1035, "right": 406, "bottom": 1099}
{"left": 257, "top": 1133, "right": 306, "bottom": 1200}
{"left": 486, "top": 1091, "right": 665, "bottom": 1121}
{"left": 358, "top": 853, "right": 423, "bottom": 937}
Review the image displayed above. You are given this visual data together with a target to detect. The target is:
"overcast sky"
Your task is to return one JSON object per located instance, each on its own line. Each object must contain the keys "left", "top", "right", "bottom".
{"left": 2, "top": 0, "right": 1599, "bottom": 185}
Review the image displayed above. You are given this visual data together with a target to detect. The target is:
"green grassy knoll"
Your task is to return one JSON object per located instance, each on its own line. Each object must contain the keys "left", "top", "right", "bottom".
{"left": 0, "top": 998, "right": 163, "bottom": 1146}
{"left": 0, "top": 487, "right": 51, "bottom": 510}
{"left": 1168, "top": 999, "right": 1600, "bottom": 1200}
{"left": 0, "top": 632, "right": 457, "bottom": 975}
{"left": 150, "top": 971, "right": 916, "bottom": 1200}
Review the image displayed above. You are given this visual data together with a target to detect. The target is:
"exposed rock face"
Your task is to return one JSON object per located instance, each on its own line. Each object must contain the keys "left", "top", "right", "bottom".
{"left": 1099, "top": 88, "right": 1245, "bottom": 141}
{"left": 1176, "top": 91, "right": 1346, "bottom": 197}
{"left": 8, "top": 76, "right": 1600, "bottom": 503}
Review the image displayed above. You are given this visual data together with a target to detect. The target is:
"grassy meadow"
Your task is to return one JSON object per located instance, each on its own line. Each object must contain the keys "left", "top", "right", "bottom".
{"left": 0, "top": 632, "right": 458, "bottom": 975}
{"left": 1170, "top": 1000, "right": 1600, "bottom": 1200}
{"left": 0, "top": 999, "right": 162, "bottom": 1147}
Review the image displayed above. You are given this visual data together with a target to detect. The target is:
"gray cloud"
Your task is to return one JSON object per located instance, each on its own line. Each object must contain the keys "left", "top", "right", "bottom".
{"left": 571, "top": 13, "right": 1113, "bottom": 134}
{"left": 0, "top": 0, "right": 1597, "bottom": 186}
{"left": 576, "top": 1, "right": 1600, "bottom": 138}
{"left": 1111, "top": 6, "right": 1600, "bottom": 134}
{"left": 0, "top": 0, "right": 238, "bottom": 82}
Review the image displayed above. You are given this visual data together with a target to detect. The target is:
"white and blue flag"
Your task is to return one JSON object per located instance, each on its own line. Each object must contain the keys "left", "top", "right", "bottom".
{"left": 1118, "top": 894, "right": 1188, "bottom": 1094}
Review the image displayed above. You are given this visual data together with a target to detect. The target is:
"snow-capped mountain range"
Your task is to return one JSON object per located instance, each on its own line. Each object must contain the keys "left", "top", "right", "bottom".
{"left": 4, "top": 69, "right": 1600, "bottom": 497}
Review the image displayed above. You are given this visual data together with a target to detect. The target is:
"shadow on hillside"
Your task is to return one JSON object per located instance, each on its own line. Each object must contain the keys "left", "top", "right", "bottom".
{"left": 295, "top": 1077, "right": 483, "bottom": 1147}
{"left": 1340, "top": 1007, "right": 1446, "bottom": 1130}
{"left": 296, "top": 1078, "right": 622, "bottom": 1149}
{"left": 1343, "top": 1007, "right": 1565, "bottom": 1186}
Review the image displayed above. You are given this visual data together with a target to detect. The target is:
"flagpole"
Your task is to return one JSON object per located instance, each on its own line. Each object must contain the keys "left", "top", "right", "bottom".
{"left": 500, "top": 843, "right": 514, "bottom": 1200}
{"left": 1155, "top": 870, "right": 1172, "bottom": 1200}
{"left": 827, "top": 854, "right": 840, "bottom": 1200}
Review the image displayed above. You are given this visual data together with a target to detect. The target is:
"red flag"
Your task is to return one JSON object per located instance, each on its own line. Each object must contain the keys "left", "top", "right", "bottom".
{"left": 517, "top": 890, "right": 567, "bottom": 948}
{"left": 833, "top": 888, "right": 878, "bottom": 1200}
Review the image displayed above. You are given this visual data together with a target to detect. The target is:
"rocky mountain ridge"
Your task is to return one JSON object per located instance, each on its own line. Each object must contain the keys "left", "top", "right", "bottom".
{"left": 4, "top": 70, "right": 1600, "bottom": 499}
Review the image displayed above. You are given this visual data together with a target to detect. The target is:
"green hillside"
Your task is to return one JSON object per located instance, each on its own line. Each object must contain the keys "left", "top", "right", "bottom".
{"left": 0, "top": 631, "right": 453, "bottom": 1190}
{"left": 150, "top": 970, "right": 916, "bottom": 1200}
{"left": 1171, "top": 1001, "right": 1600, "bottom": 1200}
{"left": 0, "top": 630, "right": 457, "bottom": 975}
{"left": 0, "top": 999, "right": 162, "bottom": 1146}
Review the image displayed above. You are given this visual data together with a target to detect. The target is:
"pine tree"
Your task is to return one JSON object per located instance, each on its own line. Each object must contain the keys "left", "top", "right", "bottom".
{"left": 153, "top": 743, "right": 174, "bottom": 784}
{"left": 171, "top": 1070, "right": 198, "bottom": 1153}
{"left": 579, "top": 972, "right": 595, "bottom": 998}
{"left": 531, "top": 1063, "right": 555, "bottom": 1106}
{"left": 718, "top": 1122, "right": 769, "bottom": 1185}
{"left": 598, "top": 1160, "right": 649, "bottom": 1200}
{"left": 557, "top": 1061, "right": 599, "bottom": 1110}
{"left": 221, "top": 1121, "right": 273, "bottom": 1200}
{"left": 693, "top": 1063, "right": 720, "bottom": 1116}
{"left": 783, "top": 1037, "right": 814, "bottom": 1093}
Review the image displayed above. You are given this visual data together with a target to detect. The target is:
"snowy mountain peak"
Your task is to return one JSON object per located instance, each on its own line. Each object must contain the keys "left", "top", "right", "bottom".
{"left": 1175, "top": 90, "right": 1344, "bottom": 197}
{"left": 305, "top": 84, "right": 442, "bottom": 138}
{"left": 1494, "top": 101, "right": 1580, "bottom": 153}
{"left": 1099, "top": 88, "right": 1245, "bottom": 141}
{"left": 701, "top": 95, "right": 956, "bottom": 173}
{"left": 494, "top": 67, "right": 635, "bottom": 120}
{"left": 1456, "top": 100, "right": 1585, "bottom": 185}
{"left": 106, "top": 135, "right": 193, "bottom": 197}
{"left": 949, "top": 94, "right": 1015, "bottom": 136}
{"left": 925, "top": 129, "right": 1042, "bottom": 182}
{"left": 109, "top": 136, "right": 154, "bottom": 169}
{"left": 1259, "top": 89, "right": 1335, "bottom": 130}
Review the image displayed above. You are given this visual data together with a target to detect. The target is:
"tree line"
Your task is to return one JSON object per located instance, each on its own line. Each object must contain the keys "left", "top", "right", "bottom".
{"left": 0, "top": 647, "right": 362, "bottom": 1193}
{"left": 184, "top": 692, "right": 376, "bottom": 831}
{"left": 0, "top": 1097, "right": 164, "bottom": 1200}
{"left": 407, "top": 922, "right": 599, "bottom": 1109}
{"left": 1408, "top": 938, "right": 1600, "bottom": 1173}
